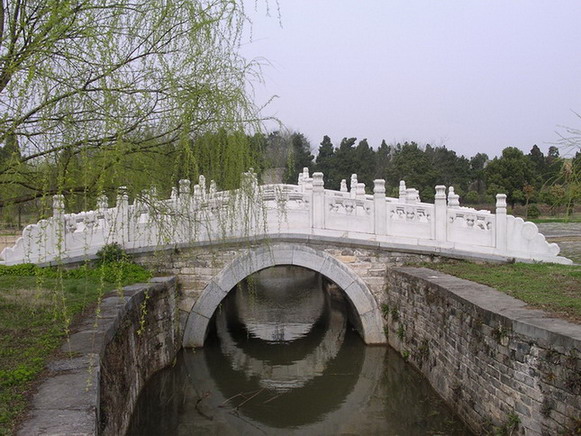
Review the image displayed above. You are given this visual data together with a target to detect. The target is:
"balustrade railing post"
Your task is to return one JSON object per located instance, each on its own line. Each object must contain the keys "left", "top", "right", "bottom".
{"left": 52, "top": 194, "right": 65, "bottom": 255}
{"left": 178, "top": 179, "right": 192, "bottom": 242}
{"left": 115, "top": 186, "right": 129, "bottom": 245}
{"left": 434, "top": 185, "right": 447, "bottom": 242}
{"left": 373, "top": 179, "right": 386, "bottom": 236}
{"left": 179, "top": 179, "right": 191, "bottom": 198}
{"left": 447, "top": 186, "right": 460, "bottom": 208}
{"left": 350, "top": 174, "right": 358, "bottom": 198}
{"left": 495, "top": 194, "right": 507, "bottom": 253}
{"left": 356, "top": 183, "right": 366, "bottom": 199}
{"left": 399, "top": 181, "right": 406, "bottom": 201}
{"left": 312, "top": 172, "right": 325, "bottom": 230}
{"left": 97, "top": 194, "right": 108, "bottom": 213}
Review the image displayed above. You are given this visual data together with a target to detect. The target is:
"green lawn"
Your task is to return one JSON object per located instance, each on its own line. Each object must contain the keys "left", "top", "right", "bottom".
{"left": 0, "top": 263, "right": 151, "bottom": 436}
{"left": 529, "top": 217, "right": 581, "bottom": 224}
{"left": 426, "top": 261, "right": 581, "bottom": 323}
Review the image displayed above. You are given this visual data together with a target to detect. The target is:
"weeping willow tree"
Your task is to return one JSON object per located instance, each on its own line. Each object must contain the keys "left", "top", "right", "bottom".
{"left": 0, "top": 0, "right": 268, "bottom": 218}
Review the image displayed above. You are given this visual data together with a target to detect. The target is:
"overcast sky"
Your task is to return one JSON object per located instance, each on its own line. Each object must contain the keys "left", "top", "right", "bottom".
{"left": 240, "top": 1, "right": 581, "bottom": 159}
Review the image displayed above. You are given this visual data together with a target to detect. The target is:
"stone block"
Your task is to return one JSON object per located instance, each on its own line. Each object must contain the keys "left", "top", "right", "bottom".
{"left": 178, "top": 296, "right": 196, "bottom": 313}
{"left": 190, "top": 281, "right": 227, "bottom": 319}
{"left": 31, "top": 369, "right": 98, "bottom": 410}
{"left": 17, "top": 409, "right": 96, "bottom": 436}
{"left": 61, "top": 331, "right": 106, "bottom": 355}
{"left": 319, "top": 259, "right": 355, "bottom": 290}
{"left": 291, "top": 247, "right": 326, "bottom": 272}
{"left": 182, "top": 311, "right": 210, "bottom": 348}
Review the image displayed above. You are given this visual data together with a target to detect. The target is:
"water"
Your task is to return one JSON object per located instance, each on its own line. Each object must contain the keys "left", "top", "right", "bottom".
{"left": 128, "top": 266, "right": 472, "bottom": 435}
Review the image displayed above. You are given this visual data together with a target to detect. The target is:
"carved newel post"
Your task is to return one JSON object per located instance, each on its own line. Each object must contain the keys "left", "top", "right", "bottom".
{"left": 448, "top": 186, "right": 460, "bottom": 208}
{"left": 434, "top": 185, "right": 447, "bottom": 242}
{"left": 495, "top": 194, "right": 507, "bottom": 253}
{"left": 350, "top": 174, "right": 358, "bottom": 198}
{"left": 356, "top": 183, "right": 366, "bottom": 199}
{"left": 179, "top": 179, "right": 191, "bottom": 197}
{"left": 198, "top": 175, "right": 206, "bottom": 201}
{"left": 340, "top": 179, "right": 348, "bottom": 192}
{"left": 373, "top": 179, "right": 387, "bottom": 235}
{"left": 399, "top": 181, "right": 406, "bottom": 201}
{"left": 97, "top": 195, "right": 108, "bottom": 213}
{"left": 115, "top": 186, "right": 129, "bottom": 244}
{"left": 52, "top": 194, "right": 65, "bottom": 252}
{"left": 312, "top": 172, "right": 325, "bottom": 230}
{"left": 177, "top": 179, "right": 192, "bottom": 243}
{"left": 52, "top": 194, "right": 65, "bottom": 219}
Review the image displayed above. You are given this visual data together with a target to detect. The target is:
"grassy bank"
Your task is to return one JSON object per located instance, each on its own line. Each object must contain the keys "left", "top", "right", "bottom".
{"left": 0, "top": 262, "right": 151, "bottom": 436}
{"left": 426, "top": 261, "right": 581, "bottom": 323}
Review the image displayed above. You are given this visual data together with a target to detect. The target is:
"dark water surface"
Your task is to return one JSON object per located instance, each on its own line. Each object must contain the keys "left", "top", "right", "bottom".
{"left": 128, "top": 267, "right": 472, "bottom": 435}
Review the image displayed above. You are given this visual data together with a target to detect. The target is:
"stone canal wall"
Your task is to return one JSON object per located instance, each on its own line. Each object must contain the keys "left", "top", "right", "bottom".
{"left": 385, "top": 267, "right": 581, "bottom": 435}
{"left": 99, "top": 277, "right": 180, "bottom": 435}
{"left": 17, "top": 277, "right": 180, "bottom": 436}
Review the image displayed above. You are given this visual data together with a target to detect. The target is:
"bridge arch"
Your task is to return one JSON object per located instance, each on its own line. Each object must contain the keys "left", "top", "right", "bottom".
{"left": 182, "top": 243, "right": 386, "bottom": 348}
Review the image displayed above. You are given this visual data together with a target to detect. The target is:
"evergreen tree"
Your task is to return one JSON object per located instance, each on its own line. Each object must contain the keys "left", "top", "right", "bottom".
{"left": 315, "top": 136, "right": 337, "bottom": 188}
{"left": 385, "top": 142, "right": 435, "bottom": 200}
{"left": 528, "top": 145, "right": 545, "bottom": 173}
{"left": 374, "top": 140, "right": 392, "bottom": 181}
{"left": 469, "top": 152, "right": 489, "bottom": 200}
{"left": 334, "top": 137, "right": 357, "bottom": 189}
{"left": 283, "top": 133, "right": 314, "bottom": 183}
{"left": 485, "top": 147, "right": 538, "bottom": 207}
{"left": 428, "top": 146, "right": 471, "bottom": 196}
{"left": 353, "top": 138, "right": 376, "bottom": 190}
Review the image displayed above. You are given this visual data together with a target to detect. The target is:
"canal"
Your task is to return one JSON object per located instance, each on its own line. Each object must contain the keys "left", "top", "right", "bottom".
{"left": 128, "top": 266, "right": 472, "bottom": 435}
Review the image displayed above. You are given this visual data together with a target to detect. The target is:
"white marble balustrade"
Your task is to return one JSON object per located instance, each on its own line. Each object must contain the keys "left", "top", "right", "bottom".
{"left": 0, "top": 168, "right": 571, "bottom": 265}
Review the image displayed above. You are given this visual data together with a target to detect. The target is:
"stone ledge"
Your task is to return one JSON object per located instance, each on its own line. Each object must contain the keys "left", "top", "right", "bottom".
{"left": 16, "top": 276, "right": 178, "bottom": 436}
{"left": 33, "top": 233, "right": 572, "bottom": 269}
{"left": 395, "top": 267, "right": 581, "bottom": 351}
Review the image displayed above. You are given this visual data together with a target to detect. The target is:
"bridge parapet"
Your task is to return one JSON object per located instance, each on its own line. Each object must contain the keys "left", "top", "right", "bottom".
{"left": 0, "top": 169, "right": 570, "bottom": 265}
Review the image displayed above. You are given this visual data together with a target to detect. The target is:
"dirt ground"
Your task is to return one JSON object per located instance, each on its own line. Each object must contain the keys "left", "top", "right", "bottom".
{"left": 537, "top": 222, "right": 581, "bottom": 264}
{"left": 0, "top": 233, "right": 19, "bottom": 253}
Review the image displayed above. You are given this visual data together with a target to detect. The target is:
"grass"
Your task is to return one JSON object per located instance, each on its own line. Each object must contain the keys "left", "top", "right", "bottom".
{"left": 529, "top": 217, "right": 581, "bottom": 224}
{"left": 0, "top": 262, "right": 151, "bottom": 436}
{"left": 426, "top": 261, "right": 581, "bottom": 323}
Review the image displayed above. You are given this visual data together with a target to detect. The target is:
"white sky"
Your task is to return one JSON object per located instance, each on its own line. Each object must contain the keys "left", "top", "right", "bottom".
{"left": 240, "top": 1, "right": 581, "bottom": 158}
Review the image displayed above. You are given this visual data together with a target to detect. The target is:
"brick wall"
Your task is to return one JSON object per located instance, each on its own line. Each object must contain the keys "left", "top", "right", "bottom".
{"left": 385, "top": 267, "right": 580, "bottom": 435}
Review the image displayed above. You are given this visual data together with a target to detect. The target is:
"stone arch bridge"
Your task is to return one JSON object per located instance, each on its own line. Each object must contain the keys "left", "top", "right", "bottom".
{"left": 0, "top": 170, "right": 570, "bottom": 347}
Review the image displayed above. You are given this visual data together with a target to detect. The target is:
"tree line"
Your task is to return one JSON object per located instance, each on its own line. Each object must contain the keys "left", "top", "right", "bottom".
{"left": 262, "top": 131, "right": 580, "bottom": 215}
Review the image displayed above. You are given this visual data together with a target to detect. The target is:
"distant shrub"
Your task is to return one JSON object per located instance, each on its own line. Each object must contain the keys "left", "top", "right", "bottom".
{"left": 527, "top": 204, "right": 541, "bottom": 219}
{"left": 96, "top": 243, "right": 128, "bottom": 265}
{"left": 94, "top": 262, "right": 151, "bottom": 284}
{"left": 465, "top": 190, "right": 479, "bottom": 204}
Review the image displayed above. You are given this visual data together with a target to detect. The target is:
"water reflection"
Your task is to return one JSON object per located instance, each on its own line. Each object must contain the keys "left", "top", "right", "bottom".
{"left": 128, "top": 266, "right": 472, "bottom": 435}
{"left": 234, "top": 267, "right": 326, "bottom": 343}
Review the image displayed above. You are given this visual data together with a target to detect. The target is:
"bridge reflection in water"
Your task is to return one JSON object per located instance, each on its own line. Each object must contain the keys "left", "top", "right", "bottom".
{"left": 128, "top": 266, "right": 472, "bottom": 435}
